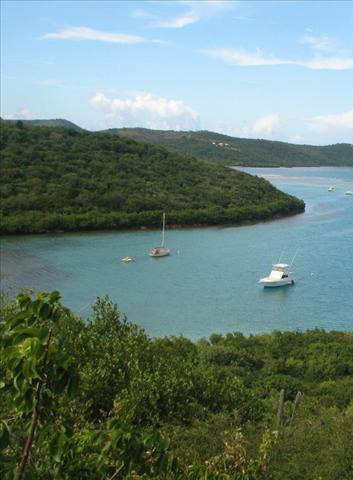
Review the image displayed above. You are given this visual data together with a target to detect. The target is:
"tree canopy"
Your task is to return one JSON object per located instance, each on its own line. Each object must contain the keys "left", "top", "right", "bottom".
{"left": 110, "top": 128, "right": 353, "bottom": 167}
{"left": 0, "top": 121, "right": 304, "bottom": 234}
{"left": 1, "top": 291, "right": 352, "bottom": 479}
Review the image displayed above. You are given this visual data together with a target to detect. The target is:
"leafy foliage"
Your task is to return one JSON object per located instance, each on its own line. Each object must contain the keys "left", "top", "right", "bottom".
{"left": 0, "top": 121, "right": 304, "bottom": 233}
{"left": 2, "top": 118, "right": 83, "bottom": 131}
{"left": 4, "top": 118, "right": 352, "bottom": 167}
{"left": 112, "top": 128, "right": 353, "bottom": 167}
{"left": 1, "top": 292, "right": 352, "bottom": 479}
{"left": 0, "top": 291, "right": 78, "bottom": 479}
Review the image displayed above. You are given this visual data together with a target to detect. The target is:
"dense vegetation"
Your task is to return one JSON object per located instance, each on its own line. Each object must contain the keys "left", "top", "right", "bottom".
{"left": 0, "top": 121, "right": 304, "bottom": 234}
{"left": 4, "top": 118, "right": 352, "bottom": 167}
{"left": 1, "top": 291, "right": 353, "bottom": 479}
{"left": 2, "top": 118, "right": 83, "bottom": 131}
{"left": 112, "top": 128, "right": 353, "bottom": 167}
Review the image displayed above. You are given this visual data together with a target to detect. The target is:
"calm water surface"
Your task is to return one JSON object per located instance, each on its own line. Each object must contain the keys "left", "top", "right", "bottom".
{"left": 1, "top": 167, "right": 352, "bottom": 340}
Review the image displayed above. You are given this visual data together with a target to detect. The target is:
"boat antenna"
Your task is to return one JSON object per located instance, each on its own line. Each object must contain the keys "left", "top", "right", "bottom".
{"left": 278, "top": 249, "right": 285, "bottom": 263}
{"left": 290, "top": 249, "right": 299, "bottom": 267}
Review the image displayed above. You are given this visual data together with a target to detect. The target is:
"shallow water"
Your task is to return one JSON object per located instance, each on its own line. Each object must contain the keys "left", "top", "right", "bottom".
{"left": 1, "top": 167, "right": 352, "bottom": 340}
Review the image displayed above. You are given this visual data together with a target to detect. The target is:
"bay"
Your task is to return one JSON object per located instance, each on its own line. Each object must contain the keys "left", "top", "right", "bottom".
{"left": 1, "top": 167, "right": 352, "bottom": 340}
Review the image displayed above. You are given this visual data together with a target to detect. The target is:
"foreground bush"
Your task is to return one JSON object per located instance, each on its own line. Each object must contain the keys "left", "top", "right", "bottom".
{"left": 1, "top": 291, "right": 352, "bottom": 479}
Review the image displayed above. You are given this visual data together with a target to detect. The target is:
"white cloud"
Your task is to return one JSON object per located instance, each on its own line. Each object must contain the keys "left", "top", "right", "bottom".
{"left": 301, "top": 56, "right": 353, "bottom": 70}
{"left": 310, "top": 108, "right": 353, "bottom": 130}
{"left": 203, "top": 47, "right": 353, "bottom": 70}
{"left": 3, "top": 107, "right": 36, "bottom": 120}
{"left": 130, "top": 8, "right": 156, "bottom": 20}
{"left": 91, "top": 92, "right": 199, "bottom": 130}
{"left": 300, "top": 35, "right": 338, "bottom": 53}
{"left": 153, "top": 12, "right": 199, "bottom": 28}
{"left": 241, "top": 114, "right": 280, "bottom": 138}
{"left": 42, "top": 27, "right": 145, "bottom": 44}
{"left": 154, "top": 12, "right": 199, "bottom": 28}
{"left": 290, "top": 135, "right": 303, "bottom": 144}
{"left": 180, "top": 1, "right": 232, "bottom": 10}
{"left": 204, "top": 48, "right": 286, "bottom": 66}
{"left": 151, "top": 0, "right": 235, "bottom": 28}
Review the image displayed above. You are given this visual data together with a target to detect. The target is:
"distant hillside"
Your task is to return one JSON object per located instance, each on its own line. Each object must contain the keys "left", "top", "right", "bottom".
{"left": 3, "top": 119, "right": 351, "bottom": 167}
{"left": 0, "top": 122, "right": 304, "bottom": 234}
{"left": 2, "top": 118, "right": 83, "bottom": 131}
{"left": 110, "top": 128, "right": 353, "bottom": 167}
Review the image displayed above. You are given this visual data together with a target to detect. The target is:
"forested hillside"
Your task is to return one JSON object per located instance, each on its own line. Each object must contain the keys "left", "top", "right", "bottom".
{"left": 112, "top": 128, "right": 353, "bottom": 167}
{"left": 1, "top": 291, "right": 353, "bottom": 479}
{"left": 2, "top": 118, "right": 82, "bottom": 131}
{"left": 3, "top": 118, "right": 352, "bottom": 167}
{"left": 0, "top": 121, "right": 304, "bottom": 234}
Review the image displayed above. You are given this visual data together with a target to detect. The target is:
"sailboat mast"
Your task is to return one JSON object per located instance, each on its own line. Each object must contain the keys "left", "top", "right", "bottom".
{"left": 161, "top": 212, "right": 165, "bottom": 247}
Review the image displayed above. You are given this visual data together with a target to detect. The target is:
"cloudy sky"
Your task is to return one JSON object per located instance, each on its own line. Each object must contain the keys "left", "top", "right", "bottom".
{"left": 1, "top": 0, "right": 353, "bottom": 144}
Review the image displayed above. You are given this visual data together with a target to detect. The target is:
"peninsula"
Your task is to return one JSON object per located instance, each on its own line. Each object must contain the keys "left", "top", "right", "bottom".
{"left": 0, "top": 121, "right": 304, "bottom": 234}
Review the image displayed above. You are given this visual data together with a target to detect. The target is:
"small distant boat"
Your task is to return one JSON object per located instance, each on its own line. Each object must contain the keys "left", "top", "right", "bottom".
{"left": 149, "top": 213, "right": 171, "bottom": 257}
{"left": 345, "top": 190, "right": 353, "bottom": 196}
{"left": 259, "top": 263, "right": 294, "bottom": 288}
{"left": 121, "top": 256, "right": 134, "bottom": 263}
{"left": 328, "top": 186, "right": 335, "bottom": 192}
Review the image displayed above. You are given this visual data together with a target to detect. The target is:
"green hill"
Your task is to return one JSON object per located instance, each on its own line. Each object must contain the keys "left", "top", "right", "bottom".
{"left": 2, "top": 118, "right": 83, "bottom": 131}
{"left": 110, "top": 128, "right": 353, "bottom": 167}
{"left": 0, "top": 121, "right": 304, "bottom": 234}
{"left": 3, "top": 118, "right": 351, "bottom": 167}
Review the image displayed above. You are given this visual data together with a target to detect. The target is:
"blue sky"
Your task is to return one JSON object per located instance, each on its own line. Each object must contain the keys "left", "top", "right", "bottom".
{"left": 1, "top": 0, "right": 353, "bottom": 144}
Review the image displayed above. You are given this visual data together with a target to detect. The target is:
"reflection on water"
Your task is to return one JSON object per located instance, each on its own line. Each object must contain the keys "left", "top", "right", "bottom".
{"left": 1, "top": 247, "right": 71, "bottom": 293}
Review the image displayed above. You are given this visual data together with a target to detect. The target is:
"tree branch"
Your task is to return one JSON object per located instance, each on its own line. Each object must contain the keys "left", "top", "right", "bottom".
{"left": 15, "top": 329, "right": 53, "bottom": 480}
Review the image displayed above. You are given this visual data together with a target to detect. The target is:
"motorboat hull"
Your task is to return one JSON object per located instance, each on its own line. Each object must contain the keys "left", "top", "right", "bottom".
{"left": 259, "top": 278, "right": 294, "bottom": 287}
{"left": 121, "top": 256, "right": 134, "bottom": 263}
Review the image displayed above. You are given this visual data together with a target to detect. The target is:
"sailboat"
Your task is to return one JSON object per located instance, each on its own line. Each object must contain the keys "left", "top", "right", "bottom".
{"left": 149, "top": 213, "right": 171, "bottom": 257}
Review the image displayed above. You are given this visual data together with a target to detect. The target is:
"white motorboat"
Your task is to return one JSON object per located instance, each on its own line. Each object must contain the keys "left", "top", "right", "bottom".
{"left": 149, "top": 213, "right": 171, "bottom": 257}
{"left": 328, "top": 186, "right": 335, "bottom": 192}
{"left": 259, "top": 263, "right": 294, "bottom": 287}
{"left": 121, "top": 256, "right": 134, "bottom": 263}
{"left": 345, "top": 190, "right": 353, "bottom": 196}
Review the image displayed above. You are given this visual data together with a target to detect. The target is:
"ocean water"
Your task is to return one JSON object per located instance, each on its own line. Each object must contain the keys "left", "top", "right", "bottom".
{"left": 1, "top": 167, "right": 352, "bottom": 340}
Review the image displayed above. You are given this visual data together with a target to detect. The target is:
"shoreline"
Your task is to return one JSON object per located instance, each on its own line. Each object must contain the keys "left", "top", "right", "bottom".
{"left": 0, "top": 207, "right": 304, "bottom": 236}
{"left": 232, "top": 164, "right": 353, "bottom": 169}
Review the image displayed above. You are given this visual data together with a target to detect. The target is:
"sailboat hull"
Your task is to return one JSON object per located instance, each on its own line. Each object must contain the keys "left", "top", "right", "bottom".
{"left": 149, "top": 248, "right": 170, "bottom": 257}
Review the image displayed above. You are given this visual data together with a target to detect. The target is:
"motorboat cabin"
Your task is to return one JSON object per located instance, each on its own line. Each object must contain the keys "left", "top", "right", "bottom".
{"left": 259, "top": 263, "right": 294, "bottom": 287}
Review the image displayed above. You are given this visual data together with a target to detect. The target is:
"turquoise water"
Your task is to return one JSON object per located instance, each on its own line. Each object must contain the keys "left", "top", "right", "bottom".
{"left": 1, "top": 167, "right": 352, "bottom": 340}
